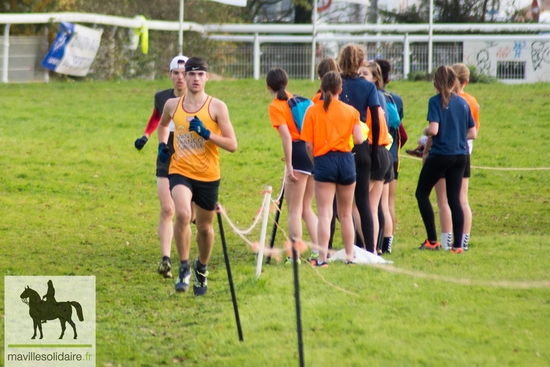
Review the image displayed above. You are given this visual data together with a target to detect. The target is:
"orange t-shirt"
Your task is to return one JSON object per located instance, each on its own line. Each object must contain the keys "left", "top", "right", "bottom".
{"left": 311, "top": 92, "right": 321, "bottom": 103}
{"left": 366, "top": 106, "right": 391, "bottom": 147}
{"left": 458, "top": 91, "right": 480, "bottom": 130}
{"left": 300, "top": 99, "right": 360, "bottom": 157}
{"left": 268, "top": 92, "right": 301, "bottom": 141}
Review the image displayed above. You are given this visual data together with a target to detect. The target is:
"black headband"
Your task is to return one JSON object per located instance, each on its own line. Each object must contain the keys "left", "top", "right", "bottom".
{"left": 185, "top": 65, "right": 208, "bottom": 72}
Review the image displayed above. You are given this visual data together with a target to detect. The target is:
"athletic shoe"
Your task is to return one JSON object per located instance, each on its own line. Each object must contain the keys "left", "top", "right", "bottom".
{"left": 308, "top": 252, "right": 319, "bottom": 266}
{"left": 174, "top": 265, "right": 191, "bottom": 292}
{"left": 451, "top": 247, "right": 464, "bottom": 254}
{"left": 285, "top": 257, "right": 302, "bottom": 265}
{"left": 315, "top": 261, "right": 328, "bottom": 268}
{"left": 405, "top": 145, "right": 424, "bottom": 157}
{"left": 157, "top": 258, "right": 173, "bottom": 279}
{"left": 345, "top": 260, "right": 355, "bottom": 265}
{"left": 418, "top": 239, "right": 440, "bottom": 250}
{"left": 193, "top": 260, "right": 209, "bottom": 296}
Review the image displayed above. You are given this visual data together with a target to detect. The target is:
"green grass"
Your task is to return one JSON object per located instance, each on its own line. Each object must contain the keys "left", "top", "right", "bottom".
{"left": 1, "top": 78, "right": 549, "bottom": 367}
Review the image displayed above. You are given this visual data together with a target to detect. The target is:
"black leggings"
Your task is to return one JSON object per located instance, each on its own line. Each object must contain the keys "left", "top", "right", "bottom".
{"left": 415, "top": 155, "right": 467, "bottom": 247}
{"left": 352, "top": 141, "right": 375, "bottom": 253}
{"left": 328, "top": 141, "right": 375, "bottom": 253}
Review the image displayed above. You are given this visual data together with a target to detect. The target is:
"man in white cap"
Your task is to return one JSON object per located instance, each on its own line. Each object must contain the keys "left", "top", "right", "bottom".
{"left": 134, "top": 55, "right": 189, "bottom": 278}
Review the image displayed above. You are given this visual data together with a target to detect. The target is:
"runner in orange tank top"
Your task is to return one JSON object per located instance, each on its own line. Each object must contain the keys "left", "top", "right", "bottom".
{"left": 158, "top": 56, "right": 238, "bottom": 296}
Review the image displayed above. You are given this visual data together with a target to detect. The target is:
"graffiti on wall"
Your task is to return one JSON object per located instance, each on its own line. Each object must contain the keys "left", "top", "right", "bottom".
{"left": 531, "top": 41, "right": 550, "bottom": 71}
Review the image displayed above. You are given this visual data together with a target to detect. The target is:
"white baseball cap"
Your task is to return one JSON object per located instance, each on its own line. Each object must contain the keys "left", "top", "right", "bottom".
{"left": 170, "top": 55, "right": 189, "bottom": 71}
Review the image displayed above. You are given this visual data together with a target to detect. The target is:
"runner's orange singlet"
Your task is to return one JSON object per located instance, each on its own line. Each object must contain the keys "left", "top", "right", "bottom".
{"left": 169, "top": 95, "right": 221, "bottom": 181}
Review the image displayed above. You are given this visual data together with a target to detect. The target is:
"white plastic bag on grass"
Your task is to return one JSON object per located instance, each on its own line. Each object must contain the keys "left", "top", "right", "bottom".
{"left": 330, "top": 247, "right": 393, "bottom": 265}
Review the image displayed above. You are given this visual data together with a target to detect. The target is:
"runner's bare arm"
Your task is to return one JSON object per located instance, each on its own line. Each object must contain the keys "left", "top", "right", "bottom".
{"left": 158, "top": 98, "right": 178, "bottom": 144}
{"left": 209, "top": 98, "right": 238, "bottom": 152}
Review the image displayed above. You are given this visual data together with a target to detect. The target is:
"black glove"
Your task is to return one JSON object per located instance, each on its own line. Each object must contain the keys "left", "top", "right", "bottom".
{"left": 189, "top": 116, "right": 211, "bottom": 140}
{"left": 158, "top": 143, "right": 171, "bottom": 163}
{"left": 135, "top": 135, "right": 148, "bottom": 150}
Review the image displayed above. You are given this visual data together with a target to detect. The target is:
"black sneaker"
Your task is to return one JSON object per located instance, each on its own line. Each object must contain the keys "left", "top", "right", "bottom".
{"left": 175, "top": 265, "right": 191, "bottom": 292}
{"left": 193, "top": 260, "right": 209, "bottom": 296}
{"left": 158, "top": 258, "right": 172, "bottom": 279}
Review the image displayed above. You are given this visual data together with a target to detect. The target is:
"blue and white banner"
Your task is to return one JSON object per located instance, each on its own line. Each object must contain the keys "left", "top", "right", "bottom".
{"left": 41, "top": 22, "right": 103, "bottom": 77}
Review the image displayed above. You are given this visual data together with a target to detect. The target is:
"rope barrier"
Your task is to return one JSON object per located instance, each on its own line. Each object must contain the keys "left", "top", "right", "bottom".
{"left": 218, "top": 181, "right": 550, "bottom": 292}
{"left": 400, "top": 154, "right": 550, "bottom": 171}
{"left": 367, "top": 263, "right": 550, "bottom": 289}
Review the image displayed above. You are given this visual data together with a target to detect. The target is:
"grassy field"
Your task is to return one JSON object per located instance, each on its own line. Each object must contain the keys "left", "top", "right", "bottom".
{"left": 1, "top": 78, "right": 549, "bottom": 367}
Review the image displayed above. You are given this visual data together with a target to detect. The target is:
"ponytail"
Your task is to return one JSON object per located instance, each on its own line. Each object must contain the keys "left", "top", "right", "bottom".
{"left": 433, "top": 65, "right": 457, "bottom": 109}
{"left": 321, "top": 71, "right": 342, "bottom": 112}
{"left": 266, "top": 68, "right": 289, "bottom": 101}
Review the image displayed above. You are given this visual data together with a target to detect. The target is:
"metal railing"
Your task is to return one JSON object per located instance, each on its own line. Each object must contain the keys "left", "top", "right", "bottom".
{"left": 206, "top": 41, "right": 464, "bottom": 81}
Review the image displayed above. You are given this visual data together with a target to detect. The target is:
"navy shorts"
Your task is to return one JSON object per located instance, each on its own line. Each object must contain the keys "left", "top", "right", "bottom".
{"left": 371, "top": 147, "right": 393, "bottom": 182}
{"left": 168, "top": 174, "right": 220, "bottom": 211}
{"left": 313, "top": 151, "right": 356, "bottom": 185}
{"left": 292, "top": 140, "right": 314, "bottom": 175}
{"left": 393, "top": 162, "right": 399, "bottom": 180}
{"left": 156, "top": 132, "right": 174, "bottom": 178}
{"left": 464, "top": 153, "right": 471, "bottom": 178}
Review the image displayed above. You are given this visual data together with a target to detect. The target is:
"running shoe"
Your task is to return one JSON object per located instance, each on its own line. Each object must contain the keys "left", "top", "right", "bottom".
{"left": 405, "top": 145, "right": 424, "bottom": 157}
{"left": 308, "top": 252, "right": 319, "bottom": 266}
{"left": 158, "top": 258, "right": 172, "bottom": 279}
{"left": 451, "top": 247, "right": 464, "bottom": 254}
{"left": 285, "top": 257, "right": 302, "bottom": 265}
{"left": 175, "top": 265, "right": 191, "bottom": 292}
{"left": 315, "top": 261, "right": 328, "bottom": 268}
{"left": 418, "top": 239, "right": 441, "bottom": 250}
{"left": 193, "top": 259, "right": 209, "bottom": 296}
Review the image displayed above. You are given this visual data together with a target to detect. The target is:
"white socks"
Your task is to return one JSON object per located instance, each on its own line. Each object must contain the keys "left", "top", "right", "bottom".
{"left": 441, "top": 232, "right": 452, "bottom": 250}
{"left": 462, "top": 233, "right": 470, "bottom": 251}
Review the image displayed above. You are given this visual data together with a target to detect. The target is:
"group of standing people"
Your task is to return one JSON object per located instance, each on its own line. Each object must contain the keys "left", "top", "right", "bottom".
{"left": 266, "top": 43, "right": 479, "bottom": 266}
{"left": 134, "top": 46, "right": 479, "bottom": 295}
{"left": 267, "top": 44, "right": 408, "bottom": 266}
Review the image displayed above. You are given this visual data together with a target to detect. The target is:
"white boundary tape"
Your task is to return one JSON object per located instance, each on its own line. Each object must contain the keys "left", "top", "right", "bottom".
{"left": 400, "top": 154, "right": 550, "bottom": 171}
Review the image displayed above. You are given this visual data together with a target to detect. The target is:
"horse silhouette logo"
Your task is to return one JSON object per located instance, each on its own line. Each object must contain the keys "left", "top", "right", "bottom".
{"left": 20, "top": 280, "right": 84, "bottom": 340}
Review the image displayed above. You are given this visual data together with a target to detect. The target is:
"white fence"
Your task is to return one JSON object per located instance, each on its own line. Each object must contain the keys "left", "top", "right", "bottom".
{"left": 2, "top": 12, "right": 550, "bottom": 82}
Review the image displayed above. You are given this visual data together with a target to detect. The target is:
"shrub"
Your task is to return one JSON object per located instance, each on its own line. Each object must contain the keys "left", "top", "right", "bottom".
{"left": 467, "top": 64, "right": 497, "bottom": 84}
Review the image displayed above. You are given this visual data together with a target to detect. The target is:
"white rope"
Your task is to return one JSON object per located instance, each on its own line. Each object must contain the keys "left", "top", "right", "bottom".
{"left": 217, "top": 190, "right": 269, "bottom": 236}
{"left": 367, "top": 263, "right": 550, "bottom": 289}
{"left": 400, "top": 154, "right": 550, "bottom": 171}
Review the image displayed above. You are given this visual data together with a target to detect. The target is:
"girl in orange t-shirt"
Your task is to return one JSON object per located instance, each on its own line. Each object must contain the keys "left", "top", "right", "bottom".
{"left": 266, "top": 68, "right": 318, "bottom": 262}
{"left": 301, "top": 71, "right": 363, "bottom": 266}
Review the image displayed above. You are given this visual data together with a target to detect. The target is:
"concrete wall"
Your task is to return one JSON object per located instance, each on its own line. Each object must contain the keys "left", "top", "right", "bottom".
{"left": 1, "top": 36, "right": 49, "bottom": 82}
{"left": 464, "top": 40, "right": 550, "bottom": 83}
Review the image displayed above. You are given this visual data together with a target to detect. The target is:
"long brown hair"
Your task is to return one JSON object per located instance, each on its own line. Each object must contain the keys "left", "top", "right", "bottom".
{"left": 433, "top": 66, "right": 457, "bottom": 109}
{"left": 317, "top": 58, "right": 340, "bottom": 79}
{"left": 266, "top": 67, "right": 289, "bottom": 101}
{"left": 321, "top": 71, "right": 342, "bottom": 112}
{"left": 366, "top": 61, "right": 384, "bottom": 90}
{"left": 451, "top": 63, "right": 470, "bottom": 86}
{"left": 338, "top": 43, "right": 365, "bottom": 78}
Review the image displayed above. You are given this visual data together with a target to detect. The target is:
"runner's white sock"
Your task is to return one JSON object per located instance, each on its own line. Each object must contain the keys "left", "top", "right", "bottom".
{"left": 441, "top": 232, "right": 452, "bottom": 250}
{"left": 462, "top": 233, "right": 470, "bottom": 250}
